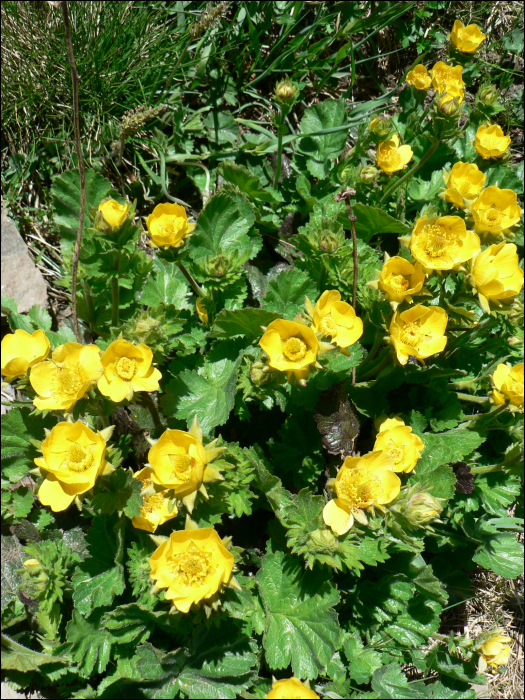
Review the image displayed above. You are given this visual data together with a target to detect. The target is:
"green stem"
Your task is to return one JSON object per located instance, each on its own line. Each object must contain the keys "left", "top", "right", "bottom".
{"left": 379, "top": 138, "right": 441, "bottom": 204}
{"left": 111, "top": 277, "right": 119, "bottom": 328}
{"left": 273, "top": 106, "right": 286, "bottom": 188}
{"left": 358, "top": 330, "right": 383, "bottom": 370}
{"left": 82, "top": 281, "right": 95, "bottom": 325}
{"left": 358, "top": 350, "right": 392, "bottom": 382}
{"left": 177, "top": 262, "right": 205, "bottom": 298}
{"left": 140, "top": 393, "right": 165, "bottom": 434}
{"left": 456, "top": 392, "right": 490, "bottom": 404}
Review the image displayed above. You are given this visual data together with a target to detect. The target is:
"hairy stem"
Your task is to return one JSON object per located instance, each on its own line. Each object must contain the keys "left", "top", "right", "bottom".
{"left": 111, "top": 278, "right": 120, "bottom": 328}
{"left": 273, "top": 106, "right": 286, "bottom": 188}
{"left": 61, "top": 1, "right": 85, "bottom": 342}
{"left": 456, "top": 392, "right": 490, "bottom": 404}
{"left": 357, "top": 348, "right": 391, "bottom": 382}
{"left": 177, "top": 262, "right": 205, "bottom": 298}
{"left": 358, "top": 330, "right": 383, "bottom": 371}
{"left": 140, "top": 392, "right": 165, "bottom": 434}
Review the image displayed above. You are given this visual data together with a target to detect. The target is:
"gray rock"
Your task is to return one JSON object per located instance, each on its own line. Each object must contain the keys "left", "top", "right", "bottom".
{"left": 1, "top": 209, "right": 48, "bottom": 313}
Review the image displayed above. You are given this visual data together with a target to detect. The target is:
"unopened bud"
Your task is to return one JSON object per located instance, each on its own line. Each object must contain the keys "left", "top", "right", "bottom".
{"left": 250, "top": 360, "right": 270, "bottom": 386}
{"left": 309, "top": 528, "right": 338, "bottom": 550}
{"left": 477, "top": 84, "right": 499, "bottom": 107}
{"left": 131, "top": 314, "right": 161, "bottom": 344}
{"left": 436, "top": 92, "right": 463, "bottom": 118}
{"left": 404, "top": 491, "right": 444, "bottom": 526}
{"left": 360, "top": 165, "right": 380, "bottom": 185}
{"left": 369, "top": 116, "right": 393, "bottom": 140}
{"left": 207, "top": 255, "right": 229, "bottom": 278}
{"left": 319, "top": 230, "right": 339, "bottom": 254}
{"left": 23, "top": 558, "right": 42, "bottom": 572}
{"left": 275, "top": 80, "right": 297, "bottom": 103}
{"left": 94, "top": 198, "right": 129, "bottom": 234}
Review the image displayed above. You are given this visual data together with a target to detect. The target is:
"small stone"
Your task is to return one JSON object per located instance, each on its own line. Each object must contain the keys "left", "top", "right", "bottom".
{"left": 1, "top": 209, "right": 48, "bottom": 313}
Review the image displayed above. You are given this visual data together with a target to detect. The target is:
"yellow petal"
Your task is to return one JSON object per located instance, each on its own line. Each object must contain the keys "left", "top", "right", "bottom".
{"left": 322, "top": 499, "right": 354, "bottom": 535}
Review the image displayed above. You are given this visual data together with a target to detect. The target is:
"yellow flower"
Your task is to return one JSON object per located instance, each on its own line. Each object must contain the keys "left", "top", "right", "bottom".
{"left": 406, "top": 64, "right": 431, "bottom": 90}
{"left": 471, "top": 186, "right": 522, "bottom": 237}
{"left": 146, "top": 203, "right": 196, "bottom": 249}
{"left": 470, "top": 243, "right": 524, "bottom": 313}
{"left": 1, "top": 329, "right": 50, "bottom": 381}
{"left": 372, "top": 256, "right": 425, "bottom": 307}
{"left": 389, "top": 305, "right": 448, "bottom": 366}
{"left": 95, "top": 199, "right": 129, "bottom": 233}
{"left": 450, "top": 20, "right": 486, "bottom": 53}
{"left": 491, "top": 363, "right": 524, "bottom": 410}
{"left": 149, "top": 528, "right": 234, "bottom": 613}
{"left": 34, "top": 421, "right": 110, "bottom": 512}
{"left": 376, "top": 134, "right": 413, "bottom": 175}
{"left": 97, "top": 340, "right": 162, "bottom": 403}
{"left": 30, "top": 343, "right": 103, "bottom": 412}
{"left": 430, "top": 61, "right": 465, "bottom": 97}
{"left": 147, "top": 418, "right": 224, "bottom": 512}
{"left": 323, "top": 451, "right": 400, "bottom": 536}
{"left": 132, "top": 466, "right": 178, "bottom": 533}
{"left": 478, "top": 632, "right": 512, "bottom": 673}
{"left": 266, "top": 677, "right": 320, "bottom": 699}
{"left": 259, "top": 319, "right": 320, "bottom": 382}
{"left": 435, "top": 91, "right": 464, "bottom": 117}
{"left": 440, "top": 162, "right": 486, "bottom": 209}
{"left": 473, "top": 123, "right": 511, "bottom": 160}
{"left": 307, "top": 290, "right": 363, "bottom": 349}
{"left": 196, "top": 298, "right": 208, "bottom": 324}
{"left": 410, "top": 215, "right": 480, "bottom": 271}
{"left": 373, "top": 417, "right": 424, "bottom": 473}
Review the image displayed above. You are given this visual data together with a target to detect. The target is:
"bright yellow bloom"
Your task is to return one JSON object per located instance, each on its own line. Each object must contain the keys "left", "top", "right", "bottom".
{"left": 34, "top": 421, "right": 110, "bottom": 512}
{"left": 372, "top": 256, "right": 425, "bottom": 306}
{"left": 307, "top": 290, "right": 363, "bottom": 349}
{"left": 196, "top": 298, "right": 208, "bottom": 324}
{"left": 149, "top": 528, "right": 234, "bottom": 613}
{"left": 132, "top": 466, "right": 178, "bottom": 533}
{"left": 323, "top": 451, "right": 400, "bottom": 536}
{"left": 470, "top": 243, "right": 524, "bottom": 313}
{"left": 373, "top": 417, "right": 424, "bottom": 473}
{"left": 478, "top": 632, "right": 512, "bottom": 673}
{"left": 450, "top": 20, "right": 486, "bottom": 53}
{"left": 97, "top": 340, "right": 162, "bottom": 403}
{"left": 260, "top": 319, "right": 320, "bottom": 382}
{"left": 146, "top": 203, "right": 196, "bottom": 249}
{"left": 148, "top": 419, "right": 224, "bottom": 512}
{"left": 473, "top": 123, "right": 511, "bottom": 160}
{"left": 430, "top": 61, "right": 464, "bottom": 97}
{"left": 389, "top": 305, "right": 448, "bottom": 366}
{"left": 1, "top": 329, "right": 50, "bottom": 381}
{"left": 471, "top": 187, "right": 522, "bottom": 237}
{"left": 440, "top": 162, "right": 486, "bottom": 209}
{"left": 30, "top": 343, "right": 103, "bottom": 412}
{"left": 376, "top": 134, "right": 413, "bottom": 175}
{"left": 406, "top": 64, "right": 431, "bottom": 90}
{"left": 410, "top": 215, "right": 480, "bottom": 270}
{"left": 266, "top": 677, "right": 320, "bottom": 699}
{"left": 491, "top": 363, "right": 524, "bottom": 410}
{"left": 95, "top": 199, "right": 129, "bottom": 233}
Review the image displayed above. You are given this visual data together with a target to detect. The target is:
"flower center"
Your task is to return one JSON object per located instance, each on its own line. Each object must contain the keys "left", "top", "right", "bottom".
{"left": 168, "top": 542, "right": 213, "bottom": 586}
{"left": 420, "top": 223, "right": 457, "bottom": 260}
{"left": 388, "top": 274, "right": 410, "bottom": 292}
{"left": 386, "top": 440, "right": 405, "bottom": 466}
{"left": 57, "top": 365, "right": 84, "bottom": 397}
{"left": 399, "top": 321, "right": 424, "bottom": 348}
{"left": 482, "top": 134, "right": 500, "bottom": 150}
{"left": 169, "top": 454, "right": 194, "bottom": 482}
{"left": 282, "top": 337, "right": 308, "bottom": 362}
{"left": 66, "top": 444, "right": 93, "bottom": 473}
{"left": 337, "top": 467, "right": 383, "bottom": 510}
{"left": 321, "top": 317, "right": 338, "bottom": 336}
{"left": 140, "top": 492, "right": 165, "bottom": 516}
{"left": 115, "top": 356, "right": 137, "bottom": 381}
{"left": 481, "top": 206, "right": 502, "bottom": 227}
{"left": 508, "top": 380, "right": 523, "bottom": 396}
{"left": 158, "top": 217, "right": 185, "bottom": 237}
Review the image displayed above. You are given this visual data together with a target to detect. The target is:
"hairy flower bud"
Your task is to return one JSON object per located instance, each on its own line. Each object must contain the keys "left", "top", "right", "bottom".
{"left": 404, "top": 491, "right": 444, "bottom": 526}
{"left": 250, "top": 360, "right": 270, "bottom": 387}
{"left": 360, "top": 165, "right": 380, "bottom": 185}
{"left": 477, "top": 84, "right": 499, "bottom": 107}
{"left": 207, "top": 254, "right": 230, "bottom": 278}
{"left": 318, "top": 230, "right": 339, "bottom": 253}
{"left": 275, "top": 79, "right": 297, "bottom": 103}
{"left": 436, "top": 92, "right": 463, "bottom": 118}
{"left": 369, "top": 116, "right": 393, "bottom": 140}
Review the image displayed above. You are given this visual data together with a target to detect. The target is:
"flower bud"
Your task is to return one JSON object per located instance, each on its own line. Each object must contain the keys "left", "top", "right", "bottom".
{"left": 318, "top": 230, "right": 339, "bottom": 254}
{"left": 207, "top": 255, "right": 230, "bottom": 278}
{"left": 250, "top": 360, "right": 270, "bottom": 386}
{"left": 130, "top": 314, "right": 161, "bottom": 344}
{"left": 404, "top": 491, "right": 444, "bottom": 526}
{"left": 308, "top": 527, "right": 338, "bottom": 550}
{"left": 23, "top": 558, "right": 42, "bottom": 572}
{"left": 95, "top": 198, "right": 129, "bottom": 234}
{"left": 477, "top": 84, "right": 499, "bottom": 107}
{"left": 275, "top": 80, "right": 297, "bottom": 103}
{"left": 436, "top": 92, "right": 463, "bottom": 118}
{"left": 360, "top": 165, "right": 380, "bottom": 185}
{"left": 369, "top": 116, "right": 393, "bottom": 140}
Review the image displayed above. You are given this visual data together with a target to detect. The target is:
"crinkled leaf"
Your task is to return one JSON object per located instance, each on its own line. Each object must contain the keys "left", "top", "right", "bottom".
{"left": 90, "top": 469, "right": 143, "bottom": 518}
{"left": 203, "top": 111, "right": 239, "bottom": 145}
{"left": 140, "top": 259, "right": 191, "bottom": 310}
{"left": 27, "top": 305, "right": 52, "bottom": 331}
{"left": 353, "top": 203, "right": 411, "bottom": 243}
{"left": 1, "top": 409, "right": 55, "bottom": 485}
{"left": 473, "top": 533, "right": 524, "bottom": 579}
{"left": 1, "top": 535, "right": 24, "bottom": 610}
{"left": 219, "top": 161, "right": 283, "bottom": 204}
{"left": 209, "top": 308, "right": 281, "bottom": 341}
{"left": 65, "top": 609, "right": 113, "bottom": 678}
{"left": 261, "top": 268, "right": 317, "bottom": 318}
{"left": 344, "top": 635, "right": 382, "bottom": 685}
{"left": 1, "top": 633, "right": 66, "bottom": 672}
{"left": 297, "top": 99, "right": 348, "bottom": 178}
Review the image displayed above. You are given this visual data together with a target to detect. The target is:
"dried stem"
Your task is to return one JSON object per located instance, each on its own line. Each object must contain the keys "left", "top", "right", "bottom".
{"left": 61, "top": 1, "right": 85, "bottom": 342}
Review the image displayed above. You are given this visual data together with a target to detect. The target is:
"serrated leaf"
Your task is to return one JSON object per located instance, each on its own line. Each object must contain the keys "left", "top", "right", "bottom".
{"left": 52, "top": 169, "right": 113, "bottom": 254}
{"left": 203, "top": 111, "right": 239, "bottom": 145}
{"left": 261, "top": 268, "right": 317, "bottom": 318}
{"left": 1, "top": 633, "right": 66, "bottom": 672}
{"left": 219, "top": 161, "right": 283, "bottom": 204}
{"left": 1, "top": 409, "right": 55, "bottom": 484}
{"left": 371, "top": 664, "right": 422, "bottom": 698}
{"left": 344, "top": 635, "right": 382, "bottom": 684}
{"left": 209, "top": 308, "right": 281, "bottom": 341}
{"left": 65, "top": 609, "right": 113, "bottom": 678}
{"left": 71, "top": 515, "right": 125, "bottom": 616}
{"left": 90, "top": 469, "right": 142, "bottom": 518}
{"left": 2, "top": 486, "right": 34, "bottom": 520}
{"left": 475, "top": 473, "right": 522, "bottom": 516}
{"left": 298, "top": 100, "right": 347, "bottom": 178}
{"left": 189, "top": 192, "right": 258, "bottom": 263}
{"left": 353, "top": 203, "right": 411, "bottom": 243}
{"left": 140, "top": 259, "right": 191, "bottom": 310}
{"left": 427, "top": 649, "right": 486, "bottom": 684}
{"left": 256, "top": 550, "right": 341, "bottom": 679}
{"left": 102, "top": 603, "right": 154, "bottom": 645}
{"left": 46, "top": 325, "right": 77, "bottom": 349}
{"left": 26, "top": 305, "right": 52, "bottom": 331}
{"left": 473, "top": 533, "right": 524, "bottom": 579}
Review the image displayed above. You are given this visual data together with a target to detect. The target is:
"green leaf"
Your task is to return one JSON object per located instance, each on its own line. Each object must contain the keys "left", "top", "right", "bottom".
{"left": 102, "top": 603, "right": 154, "bottom": 645}
{"left": 51, "top": 169, "right": 113, "bottom": 254}
{"left": 427, "top": 649, "right": 486, "bottom": 684}
{"left": 256, "top": 550, "right": 341, "bottom": 679}
{"left": 2, "top": 486, "right": 34, "bottom": 521}
{"left": 209, "top": 308, "right": 281, "bottom": 342}
{"left": 27, "top": 305, "right": 52, "bottom": 331}
{"left": 71, "top": 515, "right": 125, "bottom": 616}
{"left": 219, "top": 161, "right": 283, "bottom": 204}
{"left": 162, "top": 345, "right": 243, "bottom": 435}
{"left": 298, "top": 99, "right": 348, "bottom": 178}
{"left": 483, "top": 164, "right": 523, "bottom": 192}
{"left": 65, "top": 609, "right": 113, "bottom": 678}
{"left": 1, "top": 409, "right": 55, "bottom": 485}
{"left": 1, "top": 633, "right": 66, "bottom": 672}
{"left": 353, "top": 203, "right": 411, "bottom": 243}
{"left": 90, "top": 469, "right": 142, "bottom": 518}
{"left": 344, "top": 635, "right": 382, "bottom": 684}
{"left": 476, "top": 473, "right": 522, "bottom": 516}
{"left": 371, "top": 664, "right": 422, "bottom": 698}
{"left": 408, "top": 170, "right": 443, "bottom": 202}
{"left": 203, "top": 111, "right": 239, "bottom": 145}
{"left": 473, "top": 533, "right": 524, "bottom": 579}
{"left": 46, "top": 325, "right": 77, "bottom": 349}
{"left": 261, "top": 268, "right": 317, "bottom": 318}
{"left": 141, "top": 259, "right": 191, "bottom": 310}
{"left": 189, "top": 192, "right": 259, "bottom": 263}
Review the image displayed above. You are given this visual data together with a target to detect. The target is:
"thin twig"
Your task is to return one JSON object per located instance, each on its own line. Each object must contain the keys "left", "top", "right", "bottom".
{"left": 60, "top": 1, "right": 85, "bottom": 342}
{"left": 335, "top": 188, "right": 359, "bottom": 384}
